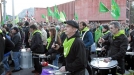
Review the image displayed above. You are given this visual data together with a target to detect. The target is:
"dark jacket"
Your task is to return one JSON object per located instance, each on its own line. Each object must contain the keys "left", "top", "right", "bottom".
{"left": 4, "top": 35, "right": 15, "bottom": 54}
{"left": 0, "top": 32, "right": 5, "bottom": 62}
{"left": 11, "top": 32, "right": 22, "bottom": 52}
{"left": 59, "top": 31, "right": 87, "bottom": 74}
{"left": 30, "top": 32, "right": 44, "bottom": 53}
{"left": 129, "top": 30, "right": 134, "bottom": 51}
{"left": 103, "top": 32, "right": 128, "bottom": 60}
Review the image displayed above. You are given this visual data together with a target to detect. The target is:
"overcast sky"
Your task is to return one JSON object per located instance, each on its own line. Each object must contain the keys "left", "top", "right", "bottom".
{"left": 5, "top": 0, "right": 74, "bottom": 15}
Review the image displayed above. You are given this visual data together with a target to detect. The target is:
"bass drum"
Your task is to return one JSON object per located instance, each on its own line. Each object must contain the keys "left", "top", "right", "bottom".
{"left": 20, "top": 48, "right": 33, "bottom": 68}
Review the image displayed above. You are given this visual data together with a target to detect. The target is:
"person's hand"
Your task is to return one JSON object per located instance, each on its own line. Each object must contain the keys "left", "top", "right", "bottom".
{"left": 28, "top": 39, "right": 31, "bottom": 43}
{"left": 128, "top": 36, "right": 131, "bottom": 42}
{"left": 27, "top": 48, "right": 31, "bottom": 51}
{"left": 52, "top": 43, "right": 60, "bottom": 50}
{"left": 103, "top": 58, "right": 111, "bottom": 63}
{"left": 101, "top": 46, "right": 106, "bottom": 51}
{"left": 98, "top": 37, "right": 105, "bottom": 44}
{"left": 59, "top": 66, "right": 66, "bottom": 72}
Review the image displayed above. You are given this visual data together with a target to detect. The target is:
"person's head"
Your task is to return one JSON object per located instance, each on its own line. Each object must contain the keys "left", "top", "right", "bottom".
{"left": 18, "top": 22, "right": 24, "bottom": 27}
{"left": 79, "top": 21, "right": 87, "bottom": 31}
{"left": 64, "top": 20, "right": 79, "bottom": 38}
{"left": 49, "top": 27, "right": 56, "bottom": 38}
{"left": 24, "top": 21, "right": 29, "bottom": 26}
{"left": 29, "top": 24, "right": 37, "bottom": 33}
{"left": 49, "top": 27, "right": 61, "bottom": 45}
{"left": 11, "top": 27, "right": 19, "bottom": 34}
{"left": 3, "top": 24, "right": 7, "bottom": 28}
{"left": 109, "top": 21, "right": 120, "bottom": 34}
{"left": 102, "top": 24, "right": 109, "bottom": 32}
{"left": 38, "top": 24, "right": 44, "bottom": 30}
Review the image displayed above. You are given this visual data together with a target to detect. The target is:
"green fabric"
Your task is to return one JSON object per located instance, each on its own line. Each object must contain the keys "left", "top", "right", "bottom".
{"left": 63, "top": 11, "right": 66, "bottom": 18}
{"left": 113, "top": 30, "right": 125, "bottom": 39}
{"left": 63, "top": 38, "right": 75, "bottom": 58}
{"left": 41, "top": 14, "right": 46, "bottom": 19}
{"left": 111, "top": 0, "right": 120, "bottom": 20}
{"left": 74, "top": 13, "right": 78, "bottom": 20}
{"left": 80, "top": 27, "right": 89, "bottom": 35}
{"left": 6, "top": 15, "right": 9, "bottom": 21}
{"left": 59, "top": 11, "right": 66, "bottom": 22}
{"left": 0, "top": 29, "right": 2, "bottom": 33}
{"left": 46, "top": 37, "right": 51, "bottom": 50}
{"left": 54, "top": 5, "right": 60, "bottom": 19}
{"left": 32, "top": 30, "right": 42, "bottom": 36}
{"left": 103, "top": 30, "right": 110, "bottom": 35}
{"left": 95, "top": 27, "right": 103, "bottom": 42}
{"left": 47, "top": 7, "right": 54, "bottom": 17}
{"left": 99, "top": 2, "right": 109, "bottom": 12}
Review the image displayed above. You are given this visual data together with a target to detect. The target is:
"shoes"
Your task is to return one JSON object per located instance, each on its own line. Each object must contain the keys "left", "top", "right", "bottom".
{"left": 5, "top": 71, "right": 12, "bottom": 75}
{"left": 31, "top": 70, "right": 37, "bottom": 73}
{"left": 34, "top": 72, "right": 40, "bottom": 75}
{"left": 12, "top": 69, "right": 21, "bottom": 73}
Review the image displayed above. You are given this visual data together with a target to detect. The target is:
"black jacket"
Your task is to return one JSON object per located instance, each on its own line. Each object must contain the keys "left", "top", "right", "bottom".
{"left": 4, "top": 35, "right": 15, "bottom": 54}
{"left": 103, "top": 33, "right": 128, "bottom": 60}
{"left": 58, "top": 31, "right": 87, "bottom": 74}
{"left": 0, "top": 32, "right": 5, "bottom": 62}
{"left": 11, "top": 32, "right": 22, "bottom": 52}
{"left": 129, "top": 30, "right": 134, "bottom": 51}
{"left": 30, "top": 32, "right": 44, "bottom": 53}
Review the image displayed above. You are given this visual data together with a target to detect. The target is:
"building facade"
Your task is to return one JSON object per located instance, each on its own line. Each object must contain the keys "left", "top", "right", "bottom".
{"left": 33, "top": 0, "right": 130, "bottom": 23}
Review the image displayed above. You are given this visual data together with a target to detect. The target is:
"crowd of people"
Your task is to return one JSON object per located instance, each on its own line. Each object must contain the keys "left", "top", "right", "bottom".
{"left": 0, "top": 20, "right": 134, "bottom": 75}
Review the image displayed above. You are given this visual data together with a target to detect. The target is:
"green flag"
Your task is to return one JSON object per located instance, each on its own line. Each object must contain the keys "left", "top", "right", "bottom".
{"left": 111, "top": 0, "right": 120, "bottom": 19}
{"left": 74, "top": 13, "right": 78, "bottom": 20}
{"left": 46, "top": 16, "right": 49, "bottom": 22}
{"left": 99, "top": 2, "right": 109, "bottom": 12}
{"left": 15, "top": 16, "right": 19, "bottom": 24}
{"left": 63, "top": 11, "right": 66, "bottom": 18}
{"left": 1, "top": 20, "right": 4, "bottom": 25}
{"left": 47, "top": 7, "right": 54, "bottom": 17}
{"left": 41, "top": 14, "right": 45, "bottom": 19}
{"left": 6, "top": 15, "right": 9, "bottom": 21}
{"left": 54, "top": 5, "right": 60, "bottom": 19}
{"left": 59, "top": 12, "right": 66, "bottom": 22}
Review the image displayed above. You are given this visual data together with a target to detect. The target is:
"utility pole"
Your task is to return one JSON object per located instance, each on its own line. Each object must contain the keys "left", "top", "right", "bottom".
{"left": 12, "top": 0, "right": 15, "bottom": 26}
{"left": 3, "top": 0, "right": 6, "bottom": 23}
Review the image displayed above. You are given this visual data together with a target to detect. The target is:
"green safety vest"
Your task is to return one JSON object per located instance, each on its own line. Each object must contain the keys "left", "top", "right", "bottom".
{"left": 63, "top": 38, "right": 75, "bottom": 57}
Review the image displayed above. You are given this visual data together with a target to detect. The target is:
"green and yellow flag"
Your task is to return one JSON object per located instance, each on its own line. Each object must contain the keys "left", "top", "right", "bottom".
{"left": 54, "top": 5, "right": 60, "bottom": 19}
{"left": 59, "top": 11, "right": 66, "bottom": 22}
{"left": 47, "top": 7, "right": 54, "bottom": 17}
{"left": 99, "top": 2, "right": 109, "bottom": 12}
{"left": 111, "top": 0, "right": 120, "bottom": 19}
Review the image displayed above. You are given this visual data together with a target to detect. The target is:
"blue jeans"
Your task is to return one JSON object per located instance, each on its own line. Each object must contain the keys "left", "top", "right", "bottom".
{"left": 52, "top": 54, "right": 60, "bottom": 70}
{"left": 12, "top": 52, "right": 20, "bottom": 70}
{"left": 1, "top": 56, "right": 10, "bottom": 75}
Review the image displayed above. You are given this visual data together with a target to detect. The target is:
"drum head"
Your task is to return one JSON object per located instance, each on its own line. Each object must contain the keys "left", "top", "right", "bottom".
{"left": 90, "top": 58, "right": 118, "bottom": 69}
{"left": 96, "top": 48, "right": 102, "bottom": 51}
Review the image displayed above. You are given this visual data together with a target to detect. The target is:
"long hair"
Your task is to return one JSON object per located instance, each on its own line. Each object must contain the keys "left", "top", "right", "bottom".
{"left": 49, "top": 28, "right": 61, "bottom": 46}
